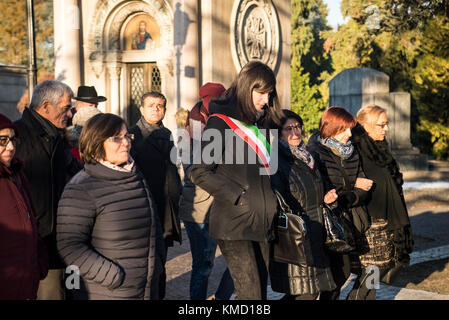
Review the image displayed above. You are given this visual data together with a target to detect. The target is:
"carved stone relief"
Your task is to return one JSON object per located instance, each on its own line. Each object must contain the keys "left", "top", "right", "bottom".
{"left": 231, "top": 0, "right": 280, "bottom": 71}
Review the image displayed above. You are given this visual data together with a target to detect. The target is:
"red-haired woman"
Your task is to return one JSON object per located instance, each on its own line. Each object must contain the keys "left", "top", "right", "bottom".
{"left": 307, "top": 106, "right": 374, "bottom": 300}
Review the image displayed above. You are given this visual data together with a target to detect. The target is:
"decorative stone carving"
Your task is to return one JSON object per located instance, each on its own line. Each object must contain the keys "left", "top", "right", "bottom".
{"left": 107, "top": 65, "right": 122, "bottom": 80}
{"left": 231, "top": 0, "right": 280, "bottom": 71}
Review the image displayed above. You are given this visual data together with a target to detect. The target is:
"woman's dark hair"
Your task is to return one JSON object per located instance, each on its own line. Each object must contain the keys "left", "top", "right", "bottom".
{"left": 79, "top": 113, "right": 126, "bottom": 164}
{"left": 223, "top": 61, "right": 283, "bottom": 125}
{"left": 319, "top": 106, "right": 356, "bottom": 139}
{"left": 279, "top": 109, "right": 304, "bottom": 133}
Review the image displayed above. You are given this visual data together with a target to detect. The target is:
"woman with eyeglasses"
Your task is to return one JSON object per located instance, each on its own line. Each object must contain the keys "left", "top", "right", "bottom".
{"left": 269, "top": 109, "right": 337, "bottom": 300}
{"left": 56, "top": 113, "right": 159, "bottom": 300}
{"left": 351, "top": 105, "right": 413, "bottom": 288}
{"left": 307, "top": 106, "right": 374, "bottom": 300}
{"left": 0, "top": 113, "right": 48, "bottom": 300}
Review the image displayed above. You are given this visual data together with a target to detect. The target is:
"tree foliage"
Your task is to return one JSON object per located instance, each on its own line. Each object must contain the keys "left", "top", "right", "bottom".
{"left": 0, "top": 0, "right": 54, "bottom": 78}
{"left": 319, "top": 0, "right": 449, "bottom": 159}
{"left": 291, "top": 0, "right": 331, "bottom": 137}
{"left": 412, "top": 16, "right": 449, "bottom": 159}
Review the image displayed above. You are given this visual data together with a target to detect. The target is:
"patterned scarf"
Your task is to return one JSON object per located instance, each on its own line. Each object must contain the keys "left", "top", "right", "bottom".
{"left": 280, "top": 139, "right": 314, "bottom": 169}
{"left": 99, "top": 157, "right": 135, "bottom": 173}
{"left": 322, "top": 137, "right": 354, "bottom": 160}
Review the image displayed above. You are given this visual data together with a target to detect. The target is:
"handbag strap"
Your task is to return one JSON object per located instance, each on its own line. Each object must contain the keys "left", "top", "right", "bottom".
{"left": 274, "top": 190, "right": 291, "bottom": 213}
{"left": 273, "top": 189, "right": 306, "bottom": 215}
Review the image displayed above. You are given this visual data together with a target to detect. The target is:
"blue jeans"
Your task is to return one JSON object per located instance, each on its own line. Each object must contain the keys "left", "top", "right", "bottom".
{"left": 184, "top": 221, "right": 234, "bottom": 300}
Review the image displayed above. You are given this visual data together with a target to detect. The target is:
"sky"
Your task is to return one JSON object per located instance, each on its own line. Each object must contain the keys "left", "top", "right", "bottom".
{"left": 323, "top": 0, "right": 347, "bottom": 30}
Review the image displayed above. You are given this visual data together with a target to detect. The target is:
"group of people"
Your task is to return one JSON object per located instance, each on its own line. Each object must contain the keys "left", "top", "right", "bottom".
{"left": 0, "top": 81, "right": 182, "bottom": 300}
{"left": 0, "top": 60, "right": 413, "bottom": 300}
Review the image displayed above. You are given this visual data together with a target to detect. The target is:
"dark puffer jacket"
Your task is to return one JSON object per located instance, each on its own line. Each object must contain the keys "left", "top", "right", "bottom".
{"left": 56, "top": 162, "right": 157, "bottom": 300}
{"left": 269, "top": 140, "right": 336, "bottom": 295}
{"left": 189, "top": 97, "right": 277, "bottom": 242}
{"left": 307, "top": 133, "right": 368, "bottom": 212}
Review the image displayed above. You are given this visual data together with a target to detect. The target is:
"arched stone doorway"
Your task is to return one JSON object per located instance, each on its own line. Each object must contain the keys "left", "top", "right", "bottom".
{"left": 86, "top": 0, "right": 174, "bottom": 126}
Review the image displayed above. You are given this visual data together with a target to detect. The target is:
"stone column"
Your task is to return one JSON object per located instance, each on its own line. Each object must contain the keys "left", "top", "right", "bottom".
{"left": 200, "top": 0, "right": 213, "bottom": 84}
{"left": 174, "top": 0, "right": 199, "bottom": 110}
{"left": 107, "top": 65, "right": 122, "bottom": 116}
{"left": 54, "top": 0, "right": 81, "bottom": 91}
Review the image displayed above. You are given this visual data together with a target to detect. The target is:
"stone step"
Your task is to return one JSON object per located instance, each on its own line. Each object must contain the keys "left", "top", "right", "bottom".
{"left": 403, "top": 170, "right": 449, "bottom": 181}
{"left": 429, "top": 160, "right": 449, "bottom": 171}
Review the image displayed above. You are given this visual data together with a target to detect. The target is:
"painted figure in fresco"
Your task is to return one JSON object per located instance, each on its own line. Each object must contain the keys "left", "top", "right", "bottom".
{"left": 132, "top": 21, "right": 153, "bottom": 50}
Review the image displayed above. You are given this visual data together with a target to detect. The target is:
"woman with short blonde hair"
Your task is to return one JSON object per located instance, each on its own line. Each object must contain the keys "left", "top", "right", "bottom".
{"left": 352, "top": 105, "right": 413, "bottom": 289}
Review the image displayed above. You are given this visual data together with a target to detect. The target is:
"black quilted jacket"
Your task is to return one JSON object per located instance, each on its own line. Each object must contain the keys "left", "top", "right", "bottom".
{"left": 56, "top": 162, "right": 157, "bottom": 300}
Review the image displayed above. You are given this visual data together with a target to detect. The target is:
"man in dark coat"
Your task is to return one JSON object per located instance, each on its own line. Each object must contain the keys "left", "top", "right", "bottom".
{"left": 130, "top": 91, "right": 182, "bottom": 300}
{"left": 14, "top": 80, "right": 82, "bottom": 300}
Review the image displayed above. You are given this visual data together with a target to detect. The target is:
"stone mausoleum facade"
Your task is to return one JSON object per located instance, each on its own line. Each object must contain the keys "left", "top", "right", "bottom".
{"left": 54, "top": 0, "right": 291, "bottom": 131}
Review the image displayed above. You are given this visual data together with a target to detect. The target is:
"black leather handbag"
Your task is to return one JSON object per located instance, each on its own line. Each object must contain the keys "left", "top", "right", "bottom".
{"left": 323, "top": 205, "right": 357, "bottom": 253}
{"left": 271, "top": 191, "right": 314, "bottom": 267}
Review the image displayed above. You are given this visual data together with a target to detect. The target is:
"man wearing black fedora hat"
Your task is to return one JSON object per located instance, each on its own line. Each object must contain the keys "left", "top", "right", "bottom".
{"left": 68, "top": 86, "right": 107, "bottom": 127}
{"left": 73, "top": 85, "right": 107, "bottom": 112}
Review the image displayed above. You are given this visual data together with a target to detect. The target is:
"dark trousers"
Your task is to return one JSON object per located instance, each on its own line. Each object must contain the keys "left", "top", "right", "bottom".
{"left": 320, "top": 251, "right": 352, "bottom": 300}
{"left": 217, "top": 240, "right": 269, "bottom": 300}
{"left": 184, "top": 221, "right": 235, "bottom": 300}
{"left": 150, "top": 239, "right": 168, "bottom": 300}
{"left": 320, "top": 252, "right": 377, "bottom": 300}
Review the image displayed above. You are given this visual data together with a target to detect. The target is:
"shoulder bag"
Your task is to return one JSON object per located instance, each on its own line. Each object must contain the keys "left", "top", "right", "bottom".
{"left": 271, "top": 190, "right": 314, "bottom": 267}
{"left": 323, "top": 204, "right": 357, "bottom": 253}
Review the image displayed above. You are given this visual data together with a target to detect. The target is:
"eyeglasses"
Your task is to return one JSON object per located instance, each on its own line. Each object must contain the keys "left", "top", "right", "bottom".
{"left": 376, "top": 122, "right": 389, "bottom": 129}
{"left": 283, "top": 124, "right": 302, "bottom": 132}
{"left": 107, "top": 133, "right": 134, "bottom": 144}
{"left": 0, "top": 135, "right": 17, "bottom": 147}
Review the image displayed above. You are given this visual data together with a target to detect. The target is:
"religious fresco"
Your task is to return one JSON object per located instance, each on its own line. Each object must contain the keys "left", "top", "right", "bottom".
{"left": 123, "top": 14, "right": 161, "bottom": 50}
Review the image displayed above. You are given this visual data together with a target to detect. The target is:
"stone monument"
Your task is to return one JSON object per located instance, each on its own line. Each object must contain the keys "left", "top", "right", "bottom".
{"left": 329, "top": 67, "right": 427, "bottom": 171}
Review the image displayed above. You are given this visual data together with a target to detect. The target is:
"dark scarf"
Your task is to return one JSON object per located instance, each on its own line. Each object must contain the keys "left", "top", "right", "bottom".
{"left": 137, "top": 117, "right": 164, "bottom": 139}
{"left": 322, "top": 136, "right": 354, "bottom": 160}
{"left": 352, "top": 123, "right": 413, "bottom": 261}
{"left": 352, "top": 124, "right": 403, "bottom": 193}
{"left": 280, "top": 139, "right": 314, "bottom": 169}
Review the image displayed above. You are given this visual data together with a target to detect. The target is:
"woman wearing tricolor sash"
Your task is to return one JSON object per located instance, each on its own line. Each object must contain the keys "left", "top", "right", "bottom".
{"left": 190, "top": 61, "right": 283, "bottom": 300}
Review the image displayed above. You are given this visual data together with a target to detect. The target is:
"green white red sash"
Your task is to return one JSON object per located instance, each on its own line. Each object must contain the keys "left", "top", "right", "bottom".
{"left": 211, "top": 113, "right": 271, "bottom": 175}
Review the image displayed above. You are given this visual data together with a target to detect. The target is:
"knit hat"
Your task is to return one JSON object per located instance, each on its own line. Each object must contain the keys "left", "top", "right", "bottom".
{"left": 72, "top": 106, "right": 102, "bottom": 127}
{"left": 0, "top": 113, "right": 18, "bottom": 136}
{"left": 199, "top": 82, "right": 226, "bottom": 112}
